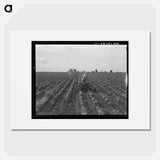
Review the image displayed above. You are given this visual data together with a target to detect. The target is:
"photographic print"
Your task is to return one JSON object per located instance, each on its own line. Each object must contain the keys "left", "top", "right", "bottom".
{"left": 32, "top": 41, "right": 128, "bottom": 119}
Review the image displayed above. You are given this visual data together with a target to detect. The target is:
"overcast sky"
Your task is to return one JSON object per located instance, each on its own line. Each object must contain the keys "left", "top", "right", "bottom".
{"left": 36, "top": 44, "right": 127, "bottom": 72}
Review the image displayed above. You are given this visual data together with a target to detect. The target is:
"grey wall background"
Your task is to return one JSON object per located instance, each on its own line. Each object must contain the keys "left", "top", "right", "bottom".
{"left": 4, "top": 4, "right": 155, "bottom": 157}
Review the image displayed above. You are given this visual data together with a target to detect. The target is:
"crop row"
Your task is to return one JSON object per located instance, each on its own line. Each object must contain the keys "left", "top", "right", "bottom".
{"left": 36, "top": 72, "right": 127, "bottom": 115}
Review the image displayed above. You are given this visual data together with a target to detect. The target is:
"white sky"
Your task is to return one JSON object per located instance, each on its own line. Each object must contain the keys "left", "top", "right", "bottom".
{"left": 36, "top": 44, "right": 127, "bottom": 72}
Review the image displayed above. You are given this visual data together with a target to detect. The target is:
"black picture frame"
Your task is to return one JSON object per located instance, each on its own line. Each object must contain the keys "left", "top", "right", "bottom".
{"left": 31, "top": 41, "right": 129, "bottom": 119}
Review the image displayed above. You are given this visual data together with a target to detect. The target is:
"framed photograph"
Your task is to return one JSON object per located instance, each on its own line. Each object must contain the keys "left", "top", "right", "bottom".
{"left": 10, "top": 31, "right": 150, "bottom": 130}
{"left": 32, "top": 41, "right": 129, "bottom": 119}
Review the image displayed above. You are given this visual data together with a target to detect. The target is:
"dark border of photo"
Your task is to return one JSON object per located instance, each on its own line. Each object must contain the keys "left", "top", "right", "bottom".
{"left": 31, "top": 41, "right": 129, "bottom": 119}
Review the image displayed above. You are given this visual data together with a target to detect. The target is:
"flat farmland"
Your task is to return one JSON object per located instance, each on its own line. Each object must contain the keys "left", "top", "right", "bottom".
{"left": 35, "top": 72, "right": 127, "bottom": 116}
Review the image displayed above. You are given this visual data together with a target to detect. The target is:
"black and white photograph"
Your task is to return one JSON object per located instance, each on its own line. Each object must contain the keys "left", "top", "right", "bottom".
{"left": 32, "top": 41, "right": 128, "bottom": 119}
